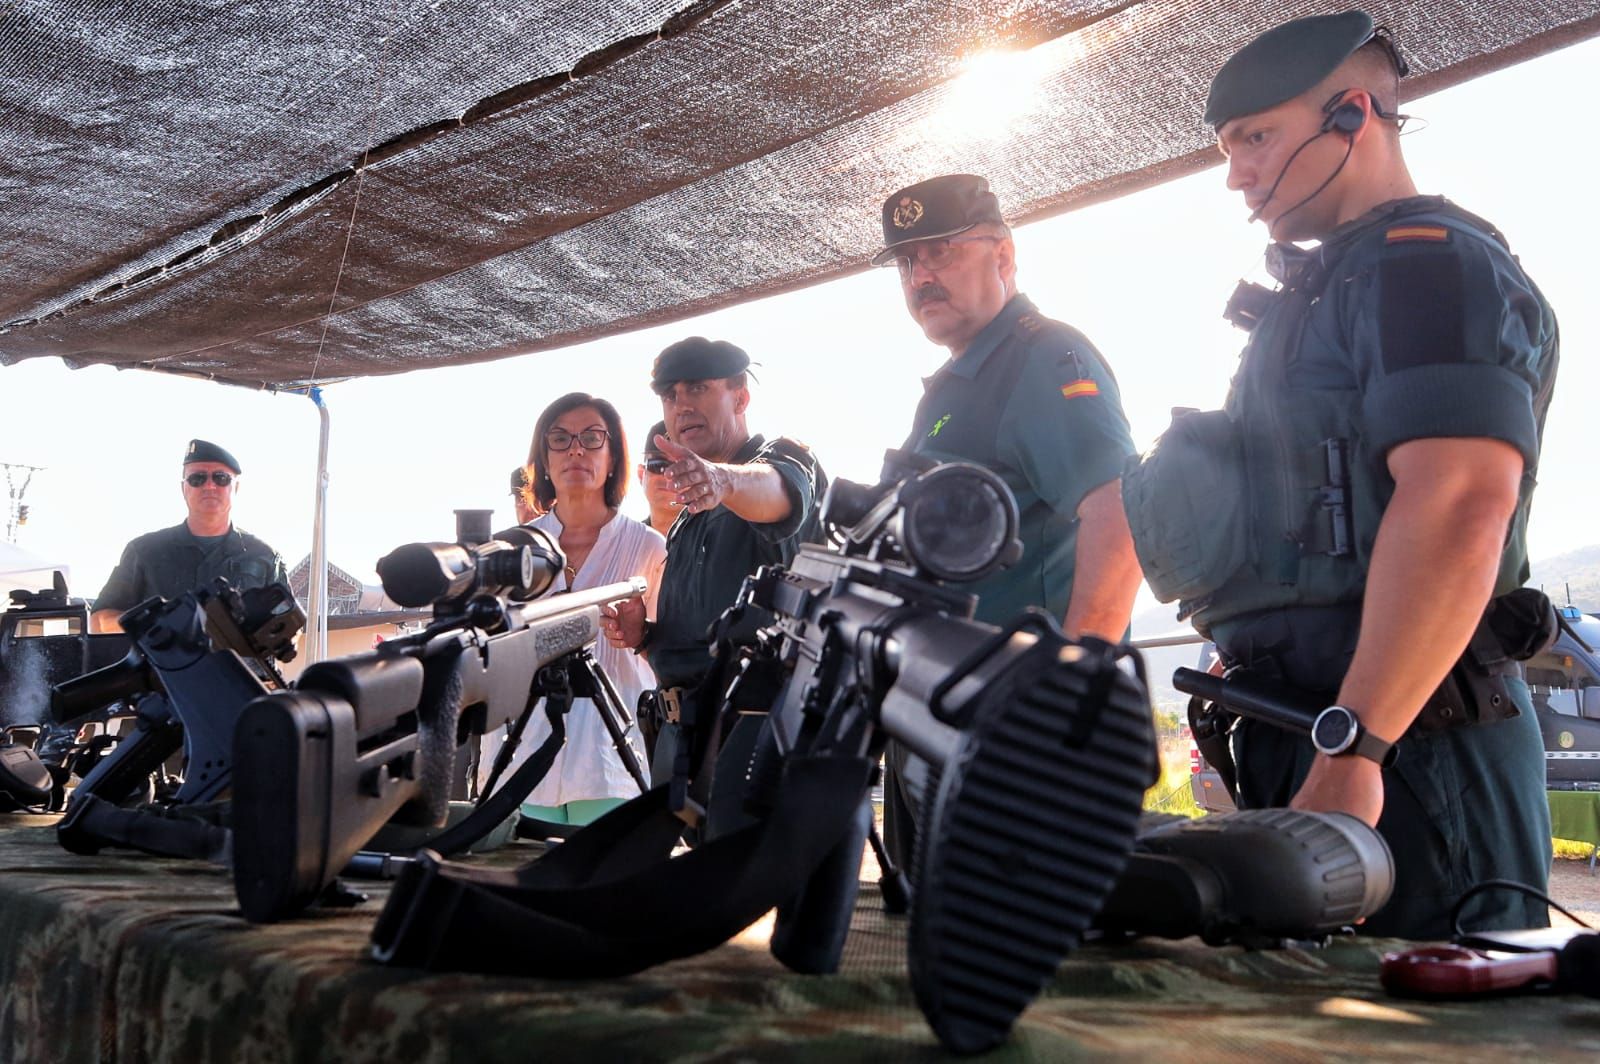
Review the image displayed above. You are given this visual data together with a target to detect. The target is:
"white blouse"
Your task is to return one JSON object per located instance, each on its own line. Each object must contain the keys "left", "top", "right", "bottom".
{"left": 478, "top": 508, "right": 666, "bottom": 805}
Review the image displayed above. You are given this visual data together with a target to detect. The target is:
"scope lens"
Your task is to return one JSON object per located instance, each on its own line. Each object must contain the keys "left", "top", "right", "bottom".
{"left": 902, "top": 471, "right": 1012, "bottom": 581}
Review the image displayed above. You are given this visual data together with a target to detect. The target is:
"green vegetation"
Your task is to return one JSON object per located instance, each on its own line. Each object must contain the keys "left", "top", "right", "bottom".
{"left": 1143, "top": 740, "right": 1202, "bottom": 818}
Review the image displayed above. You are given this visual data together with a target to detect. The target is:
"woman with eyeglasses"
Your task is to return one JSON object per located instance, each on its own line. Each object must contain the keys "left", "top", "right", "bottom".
{"left": 480, "top": 392, "right": 666, "bottom": 827}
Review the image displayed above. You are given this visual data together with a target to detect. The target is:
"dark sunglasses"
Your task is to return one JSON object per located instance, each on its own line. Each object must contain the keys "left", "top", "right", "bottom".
{"left": 184, "top": 471, "right": 234, "bottom": 487}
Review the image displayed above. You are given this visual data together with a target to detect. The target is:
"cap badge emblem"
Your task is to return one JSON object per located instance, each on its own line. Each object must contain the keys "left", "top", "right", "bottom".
{"left": 892, "top": 197, "right": 924, "bottom": 229}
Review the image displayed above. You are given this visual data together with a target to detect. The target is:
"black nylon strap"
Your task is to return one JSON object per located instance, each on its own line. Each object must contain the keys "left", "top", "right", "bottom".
{"left": 371, "top": 755, "right": 872, "bottom": 976}
{"left": 421, "top": 693, "right": 569, "bottom": 857}
{"left": 57, "top": 793, "right": 231, "bottom": 862}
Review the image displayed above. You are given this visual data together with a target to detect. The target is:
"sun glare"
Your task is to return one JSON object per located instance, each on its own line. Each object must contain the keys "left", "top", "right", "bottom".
{"left": 935, "top": 47, "right": 1053, "bottom": 140}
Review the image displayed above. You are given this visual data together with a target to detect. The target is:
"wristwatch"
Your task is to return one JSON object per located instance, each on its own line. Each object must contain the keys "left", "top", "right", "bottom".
{"left": 1311, "top": 705, "right": 1397, "bottom": 767}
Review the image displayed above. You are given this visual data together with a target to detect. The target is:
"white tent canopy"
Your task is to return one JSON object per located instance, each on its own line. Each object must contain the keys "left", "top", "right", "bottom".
{"left": 0, "top": 541, "right": 72, "bottom": 597}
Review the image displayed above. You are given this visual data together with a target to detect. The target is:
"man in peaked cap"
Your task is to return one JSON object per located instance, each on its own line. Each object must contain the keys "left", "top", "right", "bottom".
{"left": 872, "top": 173, "right": 1144, "bottom": 873}
{"left": 603, "top": 337, "right": 825, "bottom": 787}
{"left": 91, "top": 439, "right": 287, "bottom": 632}
{"left": 1122, "top": 11, "right": 1559, "bottom": 936}
{"left": 874, "top": 174, "right": 1141, "bottom": 635}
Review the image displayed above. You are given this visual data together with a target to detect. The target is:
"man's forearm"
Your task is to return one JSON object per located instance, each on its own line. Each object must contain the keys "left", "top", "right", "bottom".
{"left": 1063, "top": 479, "right": 1141, "bottom": 642}
{"left": 1336, "top": 442, "right": 1522, "bottom": 742}
{"left": 90, "top": 608, "right": 124, "bottom": 634}
{"left": 714, "top": 462, "right": 794, "bottom": 525}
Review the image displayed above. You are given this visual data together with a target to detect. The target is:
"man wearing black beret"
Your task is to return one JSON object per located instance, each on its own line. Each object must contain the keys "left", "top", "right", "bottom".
{"left": 1122, "top": 11, "right": 1558, "bottom": 936}
{"left": 91, "top": 439, "right": 287, "bottom": 632}
{"left": 603, "top": 337, "right": 825, "bottom": 784}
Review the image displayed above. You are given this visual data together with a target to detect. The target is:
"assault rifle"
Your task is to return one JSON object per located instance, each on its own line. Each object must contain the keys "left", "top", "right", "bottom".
{"left": 52, "top": 578, "right": 303, "bottom": 858}
{"left": 369, "top": 459, "right": 1160, "bottom": 1055}
{"left": 230, "top": 517, "right": 648, "bottom": 923}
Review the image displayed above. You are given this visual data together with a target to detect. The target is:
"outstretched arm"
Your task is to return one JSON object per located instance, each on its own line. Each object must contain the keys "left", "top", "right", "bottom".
{"left": 654, "top": 434, "right": 793, "bottom": 524}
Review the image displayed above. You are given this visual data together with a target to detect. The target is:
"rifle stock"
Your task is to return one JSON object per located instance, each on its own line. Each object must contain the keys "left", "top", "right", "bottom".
{"left": 231, "top": 578, "right": 645, "bottom": 923}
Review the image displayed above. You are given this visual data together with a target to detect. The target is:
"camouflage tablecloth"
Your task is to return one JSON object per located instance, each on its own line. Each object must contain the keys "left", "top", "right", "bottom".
{"left": 2, "top": 815, "right": 1598, "bottom": 1063}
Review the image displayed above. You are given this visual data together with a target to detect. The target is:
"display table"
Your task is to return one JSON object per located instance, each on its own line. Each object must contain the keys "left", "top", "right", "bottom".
{"left": 2, "top": 816, "right": 1598, "bottom": 1062}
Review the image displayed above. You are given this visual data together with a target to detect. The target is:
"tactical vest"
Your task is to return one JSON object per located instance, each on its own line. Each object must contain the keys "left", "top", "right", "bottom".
{"left": 1124, "top": 200, "right": 1551, "bottom": 636}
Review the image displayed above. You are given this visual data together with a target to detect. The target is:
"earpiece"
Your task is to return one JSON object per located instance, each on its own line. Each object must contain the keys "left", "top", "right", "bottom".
{"left": 1321, "top": 98, "right": 1366, "bottom": 136}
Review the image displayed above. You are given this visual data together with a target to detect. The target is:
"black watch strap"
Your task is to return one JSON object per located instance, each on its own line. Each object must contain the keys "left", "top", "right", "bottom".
{"left": 1349, "top": 727, "right": 1396, "bottom": 767}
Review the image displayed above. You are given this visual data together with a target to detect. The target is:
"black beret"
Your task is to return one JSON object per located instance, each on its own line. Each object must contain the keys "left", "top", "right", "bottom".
{"left": 872, "top": 174, "right": 1004, "bottom": 266}
{"left": 1206, "top": 11, "right": 1382, "bottom": 129}
{"left": 651, "top": 337, "right": 750, "bottom": 393}
{"left": 183, "top": 438, "right": 241, "bottom": 473}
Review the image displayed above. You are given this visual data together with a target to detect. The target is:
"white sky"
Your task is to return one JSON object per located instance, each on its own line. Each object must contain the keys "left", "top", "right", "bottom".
{"left": 4, "top": 36, "right": 1597, "bottom": 634}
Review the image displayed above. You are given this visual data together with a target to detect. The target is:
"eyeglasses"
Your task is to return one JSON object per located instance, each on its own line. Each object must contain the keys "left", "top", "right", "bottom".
{"left": 184, "top": 471, "right": 234, "bottom": 487}
{"left": 546, "top": 428, "right": 609, "bottom": 452}
{"left": 884, "top": 235, "right": 1000, "bottom": 279}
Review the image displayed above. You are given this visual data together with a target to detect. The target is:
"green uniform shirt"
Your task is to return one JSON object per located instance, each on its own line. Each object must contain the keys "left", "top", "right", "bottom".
{"left": 646, "top": 434, "right": 824, "bottom": 688}
{"left": 95, "top": 522, "right": 287, "bottom": 614}
{"left": 1200, "top": 197, "right": 1559, "bottom": 939}
{"left": 899, "top": 294, "right": 1133, "bottom": 626}
{"left": 1198, "top": 196, "right": 1559, "bottom": 637}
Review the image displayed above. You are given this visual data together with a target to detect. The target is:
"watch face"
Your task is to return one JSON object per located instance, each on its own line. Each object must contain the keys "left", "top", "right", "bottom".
{"left": 1313, "top": 707, "right": 1355, "bottom": 754}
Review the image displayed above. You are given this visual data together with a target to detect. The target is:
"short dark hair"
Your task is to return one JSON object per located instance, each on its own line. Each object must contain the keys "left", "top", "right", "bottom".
{"left": 527, "top": 392, "right": 630, "bottom": 510}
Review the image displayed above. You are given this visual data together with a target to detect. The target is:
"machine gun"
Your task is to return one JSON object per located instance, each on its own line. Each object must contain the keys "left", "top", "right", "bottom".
{"left": 230, "top": 516, "right": 648, "bottom": 924}
{"left": 52, "top": 578, "right": 304, "bottom": 858}
{"left": 368, "top": 459, "right": 1160, "bottom": 1056}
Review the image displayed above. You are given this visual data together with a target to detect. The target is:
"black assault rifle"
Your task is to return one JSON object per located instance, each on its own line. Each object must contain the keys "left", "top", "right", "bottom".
{"left": 52, "top": 578, "right": 303, "bottom": 859}
{"left": 230, "top": 519, "right": 647, "bottom": 923}
{"left": 368, "top": 459, "right": 1161, "bottom": 1055}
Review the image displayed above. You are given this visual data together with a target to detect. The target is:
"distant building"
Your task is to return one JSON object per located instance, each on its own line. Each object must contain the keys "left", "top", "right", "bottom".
{"left": 287, "top": 557, "right": 402, "bottom": 615}
{"left": 282, "top": 557, "right": 424, "bottom": 679}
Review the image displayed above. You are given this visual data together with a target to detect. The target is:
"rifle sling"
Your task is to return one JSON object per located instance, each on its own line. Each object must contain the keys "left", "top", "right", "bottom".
{"left": 370, "top": 754, "right": 872, "bottom": 977}
{"left": 420, "top": 691, "right": 570, "bottom": 857}
{"left": 57, "top": 792, "right": 232, "bottom": 863}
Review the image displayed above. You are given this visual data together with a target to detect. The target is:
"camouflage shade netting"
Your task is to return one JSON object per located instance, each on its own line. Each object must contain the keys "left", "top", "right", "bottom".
{"left": 1, "top": 0, "right": 1596, "bottom": 389}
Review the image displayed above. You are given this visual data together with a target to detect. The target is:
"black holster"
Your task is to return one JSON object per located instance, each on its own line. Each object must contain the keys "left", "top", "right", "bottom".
{"left": 1410, "top": 588, "right": 1558, "bottom": 734}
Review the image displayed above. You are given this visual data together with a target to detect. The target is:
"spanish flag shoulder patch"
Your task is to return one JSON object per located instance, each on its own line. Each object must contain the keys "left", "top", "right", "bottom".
{"left": 1385, "top": 225, "right": 1450, "bottom": 244}
{"left": 1061, "top": 379, "right": 1100, "bottom": 400}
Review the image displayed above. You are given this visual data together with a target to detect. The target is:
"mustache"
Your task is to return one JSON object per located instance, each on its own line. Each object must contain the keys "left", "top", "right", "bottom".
{"left": 913, "top": 284, "right": 950, "bottom": 307}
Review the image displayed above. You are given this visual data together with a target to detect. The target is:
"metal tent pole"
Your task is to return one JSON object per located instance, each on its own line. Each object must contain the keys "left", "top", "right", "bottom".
{"left": 306, "top": 387, "right": 331, "bottom": 664}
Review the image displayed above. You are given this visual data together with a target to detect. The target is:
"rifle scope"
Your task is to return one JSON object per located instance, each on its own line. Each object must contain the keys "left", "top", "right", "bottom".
{"left": 377, "top": 525, "right": 563, "bottom": 609}
{"left": 825, "top": 461, "right": 1022, "bottom": 584}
